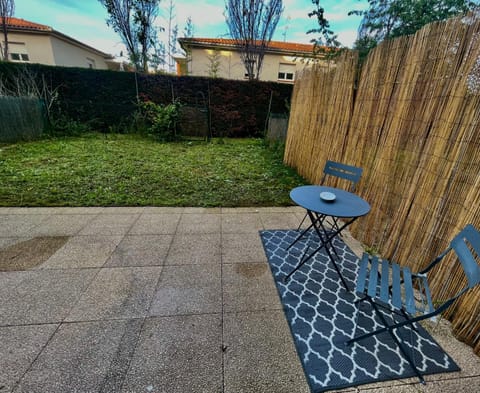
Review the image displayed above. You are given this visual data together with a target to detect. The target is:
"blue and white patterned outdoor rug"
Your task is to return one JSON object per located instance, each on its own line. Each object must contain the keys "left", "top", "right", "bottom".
{"left": 259, "top": 229, "right": 460, "bottom": 393}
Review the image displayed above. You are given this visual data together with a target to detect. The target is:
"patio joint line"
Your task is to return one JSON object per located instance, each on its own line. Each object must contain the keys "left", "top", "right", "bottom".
{"left": 220, "top": 209, "right": 226, "bottom": 393}
{"left": 99, "top": 209, "right": 181, "bottom": 392}
{"left": 10, "top": 322, "right": 62, "bottom": 392}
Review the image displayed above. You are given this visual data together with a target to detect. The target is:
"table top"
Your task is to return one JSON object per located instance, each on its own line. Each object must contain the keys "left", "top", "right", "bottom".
{"left": 290, "top": 185, "right": 371, "bottom": 218}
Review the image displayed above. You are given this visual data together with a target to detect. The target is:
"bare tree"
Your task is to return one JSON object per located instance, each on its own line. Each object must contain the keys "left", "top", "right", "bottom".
{"left": 164, "top": 0, "right": 179, "bottom": 73}
{"left": 183, "top": 16, "right": 194, "bottom": 38}
{"left": 0, "top": 0, "right": 15, "bottom": 61}
{"left": 207, "top": 49, "right": 222, "bottom": 78}
{"left": 98, "top": 0, "right": 161, "bottom": 72}
{"left": 225, "top": 0, "right": 283, "bottom": 81}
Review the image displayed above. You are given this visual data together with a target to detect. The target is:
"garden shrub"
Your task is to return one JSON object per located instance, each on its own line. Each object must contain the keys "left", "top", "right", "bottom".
{"left": 137, "top": 100, "right": 182, "bottom": 141}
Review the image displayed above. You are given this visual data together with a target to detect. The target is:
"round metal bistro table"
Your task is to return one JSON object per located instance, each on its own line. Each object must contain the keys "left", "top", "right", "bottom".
{"left": 286, "top": 185, "right": 371, "bottom": 289}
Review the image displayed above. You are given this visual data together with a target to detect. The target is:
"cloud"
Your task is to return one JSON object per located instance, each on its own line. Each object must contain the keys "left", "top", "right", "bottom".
{"left": 337, "top": 29, "right": 359, "bottom": 48}
{"left": 46, "top": 0, "right": 92, "bottom": 13}
{"left": 156, "top": 1, "right": 228, "bottom": 39}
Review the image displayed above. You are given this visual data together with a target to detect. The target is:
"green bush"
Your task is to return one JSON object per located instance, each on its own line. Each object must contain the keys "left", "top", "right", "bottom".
{"left": 138, "top": 100, "right": 182, "bottom": 141}
{"left": 46, "top": 112, "right": 90, "bottom": 136}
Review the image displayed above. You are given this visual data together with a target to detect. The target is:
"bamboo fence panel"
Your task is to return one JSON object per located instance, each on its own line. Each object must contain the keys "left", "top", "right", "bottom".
{"left": 284, "top": 12, "right": 480, "bottom": 354}
{"left": 284, "top": 51, "right": 358, "bottom": 185}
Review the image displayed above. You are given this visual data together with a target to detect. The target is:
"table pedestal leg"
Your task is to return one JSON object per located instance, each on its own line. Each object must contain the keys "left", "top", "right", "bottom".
{"left": 284, "top": 213, "right": 358, "bottom": 291}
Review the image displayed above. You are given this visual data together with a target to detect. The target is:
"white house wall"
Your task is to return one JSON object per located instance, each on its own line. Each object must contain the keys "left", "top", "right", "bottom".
{"left": 6, "top": 32, "right": 56, "bottom": 65}
{"left": 188, "top": 47, "right": 316, "bottom": 83}
{"left": 50, "top": 36, "right": 109, "bottom": 69}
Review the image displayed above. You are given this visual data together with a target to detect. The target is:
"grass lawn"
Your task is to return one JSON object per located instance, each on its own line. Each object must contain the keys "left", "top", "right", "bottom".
{"left": 0, "top": 133, "right": 307, "bottom": 207}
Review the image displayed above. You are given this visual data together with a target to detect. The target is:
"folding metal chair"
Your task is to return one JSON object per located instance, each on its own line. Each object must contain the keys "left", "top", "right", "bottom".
{"left": 346, "top": 224, "right": 480, "bottom": 384}
{"left": 297, "top": 160, "right": 363, "bottom": 232}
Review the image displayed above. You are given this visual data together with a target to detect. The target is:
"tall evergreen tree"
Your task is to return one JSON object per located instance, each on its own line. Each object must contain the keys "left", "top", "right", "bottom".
{"left": 351, "top": 0, "right": 480, "bottom": 54}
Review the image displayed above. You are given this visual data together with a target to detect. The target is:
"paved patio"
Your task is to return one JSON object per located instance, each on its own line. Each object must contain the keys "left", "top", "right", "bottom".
{"left": 0, "top": 207, "right": 479, "bottom": 393}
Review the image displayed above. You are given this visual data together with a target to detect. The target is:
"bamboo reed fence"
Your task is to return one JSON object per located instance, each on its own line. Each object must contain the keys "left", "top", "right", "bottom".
{"left": 284, "top": 13, "right": 480, "bottom": 354}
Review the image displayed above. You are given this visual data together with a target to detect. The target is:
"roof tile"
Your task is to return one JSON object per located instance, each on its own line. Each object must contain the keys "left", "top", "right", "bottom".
{"left": 1, "top": 17, "right": 51, "bottom": 31}
{"left": 181, "top": 37, "right": 318, "bottom": 54}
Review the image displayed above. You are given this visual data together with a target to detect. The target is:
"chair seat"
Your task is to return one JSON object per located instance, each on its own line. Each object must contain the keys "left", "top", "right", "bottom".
{"left": 356, "top": 253, "right": 435, "bottom": 316}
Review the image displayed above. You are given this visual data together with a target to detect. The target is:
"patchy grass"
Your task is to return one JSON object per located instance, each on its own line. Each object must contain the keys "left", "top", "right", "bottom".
{"left": 0, "top": 133, "right": 307, "bottom": 207}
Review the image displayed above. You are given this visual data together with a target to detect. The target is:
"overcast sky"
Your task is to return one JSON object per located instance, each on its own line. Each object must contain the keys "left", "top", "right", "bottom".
{"left": 15, "top": 0, "right": 367, "bottom": 57}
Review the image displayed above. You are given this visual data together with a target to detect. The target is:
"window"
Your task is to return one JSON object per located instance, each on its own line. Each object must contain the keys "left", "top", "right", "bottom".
{"left": 86, "top": 58, "right": 96, "bottom": 69}
{"left": 278, "top": 63, "right": 295, "bottom": 82}
{"left": 244, "top": 59, "right": 255, "bottom": 79}
{"left": 8, "top": 42, "right": 30, "bottom": 62}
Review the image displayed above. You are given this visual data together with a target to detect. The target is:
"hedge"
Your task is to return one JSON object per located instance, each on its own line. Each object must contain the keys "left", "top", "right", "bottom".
{"left": 0, "top": 62, "right": 293, "bottom": 138}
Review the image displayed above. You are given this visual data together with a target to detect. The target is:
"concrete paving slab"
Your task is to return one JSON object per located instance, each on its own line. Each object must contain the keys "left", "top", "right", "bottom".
{"left": 1, "top": 236, "right": 69, "bottom": 271}
{"left": 221, "top": 207, "right": 262, "bottom": 213}
{"left": 0, "top": 324, "right": 58, "bottom": 393}
{"left": 41, "top": 235, "right": 123, "bottom": 269}
{"left": 222, "top": 233, "right": 267, "bottom": 263}
{"left": 223, "top": 310, "right": 310, "bottom": 393}
{"left": 421, "top": 318, "right": 480, "bottom": 378}
{"left": 223, "top": 263, "right": 282, "bottom": 312}
{"left": 98, "top": 318, "right": 144, "bottom": 393}
{"left": 259, "top": 211, "right": 301, "bottom": 230}
{"left": 176, "top": 213, "right": 221, "bottom": 234}
{"left": 184, "top": 207, "right": 222, "bottom": 214}
{"left": 121, "top": 315, "right": 222, "bottom": 393}
{"left": 78, "top": 213, "right": 139, "bottom": 236}
{"left": 0, "top": 269, "right": 98, "bottom": 325}
{"left": 101, "top": 207, "right": 146, "bottom": 214}
{"left": 1, "top": 207, "right": 478, "bottom": 393}
{"left": 0, "top": 214, "right": 48, "bottom": 237}
{"left": 410, "top": 376, "right": 480, "bottom": 392}
{"left": 55, "top": 207, "right": 104, "bottom": 215}
{"left": 0, "top": 237, "right": 28, "bottom": 249}
{"left": 128, "top": 213, "right": 180, "bottom": 235}
{"left": 12, "top": 320, "right": 130, "bottom": 393}
{"left": 143, "top": 206, "right": 185, "bottom": 214}
{"left": 222, "top": 213, "right": 264, "bottom": 233}
{"left": 256, "top": 206, "right": 302, "bottom": 213}
{"left": 25, "top": 214, "right": 96, "bottom": 236}
{"left": 149, "top": 264, "right": 221, "bottom": 316}
{"left": 105, "top": 234, "right": 173, "bottom": 267}
{"left": 66, "top": 267, "right": 162, "bottom": 321}
{"left": 166, "top": 233, "right": 221, "bottom": 265}
{"left": 0, "top": 207, "right": 66, "bottom": 215}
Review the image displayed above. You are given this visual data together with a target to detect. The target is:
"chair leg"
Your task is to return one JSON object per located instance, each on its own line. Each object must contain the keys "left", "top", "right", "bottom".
{"left": 347, "top": 298, "right": 426, "bottom": 384}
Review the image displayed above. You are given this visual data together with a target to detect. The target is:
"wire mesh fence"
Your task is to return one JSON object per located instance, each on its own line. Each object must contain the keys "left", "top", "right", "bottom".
{"left": 0, "top": 96, "right": 45, "bottom": 142}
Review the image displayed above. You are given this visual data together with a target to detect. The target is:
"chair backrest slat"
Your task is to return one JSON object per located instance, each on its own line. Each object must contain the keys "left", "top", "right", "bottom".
{"left": 322, "top": 160, "right": 363, "bottom": 191}
{"left": 451, "top": 224, "right": 480, "bottom": 289}
{"left": 322, "top": 160, "right": 363, "bottom": 192}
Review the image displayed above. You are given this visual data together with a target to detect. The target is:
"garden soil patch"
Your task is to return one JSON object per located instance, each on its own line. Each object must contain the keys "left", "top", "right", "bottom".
{"left": 0, "top": 236, "right": 69, "bottom": 271}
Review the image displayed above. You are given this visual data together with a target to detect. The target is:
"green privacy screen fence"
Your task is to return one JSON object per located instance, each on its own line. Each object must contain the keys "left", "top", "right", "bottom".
{"left": 0, "top": 96, "right": 45, "bottom": 143}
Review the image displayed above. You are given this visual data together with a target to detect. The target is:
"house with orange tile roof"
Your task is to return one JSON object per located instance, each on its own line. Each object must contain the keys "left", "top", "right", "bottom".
{"left": 1, "top": 17, "right": 117, "bottom": 70}
{"left": 177, "top": 37, "right": 326, "bottom": 83}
